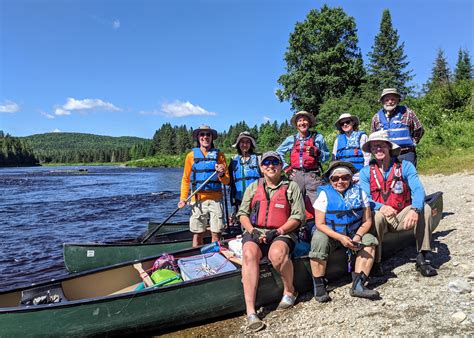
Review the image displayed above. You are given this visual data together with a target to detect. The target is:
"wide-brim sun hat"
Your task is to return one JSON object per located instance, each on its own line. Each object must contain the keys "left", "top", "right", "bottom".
{"left": 261, "top": 151, "right": 282, "bottom": 163}
{"left": 232, "top": 131, "right": 257, "bottom": 148}
{"left": 322, "top": 160, "right": 356, "bottom": 180}
{"left": 290, "top": 111, "right": 316, "bottom": 128}
{"left": 192, "top": 125, "right": 218, "bottom": 140}
{"left": 361, "top": 130, "right": 401, "bottom": 156}
{"left": 380, "top": 88, "right": 401, "bottom": 102}
{"left": 334, "top": 113, "right": 360, "bottom": 132}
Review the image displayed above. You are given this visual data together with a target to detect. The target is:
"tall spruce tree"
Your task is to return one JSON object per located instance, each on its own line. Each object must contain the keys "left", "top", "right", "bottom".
{"left": 276, "top": 5, "right": 365, "bottom": 115}
{"left": 427, "top": 49, "right": 451, "bottom": 90}
{"left": 367, "top": 9, "right": 413, "bottom": 95}
{"left": 454, "top": 48, "right": 473, "bottom": 82}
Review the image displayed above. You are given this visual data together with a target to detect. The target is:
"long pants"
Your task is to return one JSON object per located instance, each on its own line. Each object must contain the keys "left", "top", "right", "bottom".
{"left": 373, "top": 204, "right": 432, "bottom": 263}
{"left": 398, "top": 151, "right": 417, "bottom": 167}
{"left": 291, "top": 170, "right": 323, "bottom": 204}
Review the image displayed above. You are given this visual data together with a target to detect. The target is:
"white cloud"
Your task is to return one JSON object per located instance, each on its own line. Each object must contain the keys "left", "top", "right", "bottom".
{"left": 52, "top": 128, "right": 61, "bottom": 133}
{"left": 54, "top": 97, "right": 121, "bottom": 116}
{"left": 41, "top": 112, "right": 55, "bottom": 119}
{"left": 263, "top": 116, "right": 272, "bottom": 122}
{"left": 159, "top": 100, "right": 216, "bottom": 117}
{"left": 0, "top": 101, "right": 20, "bottom": 113}
{"left": 112, "top": 19, "right": 120, "bottom": 29}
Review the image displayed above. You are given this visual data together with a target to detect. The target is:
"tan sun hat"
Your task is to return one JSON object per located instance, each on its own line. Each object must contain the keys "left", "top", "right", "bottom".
{"left": 232, "top": 131, "right": 257, "bottom": 148}
{"left": 380, "top": 88, "right": 401, "bottom": 102}
{"left": 192, "top": 125, "right": 218, "bottom": 140}
{"left": 334, "top": 113, "right": 360, "bottom": 132}
{"left": 361, "top": 131, "right": 401, "bottom": 156}
{"left": 322, "top": 160, "right": 356, "bottom": 180}
{"left": 290, "top": 111, "right": 316, "bottom": 127}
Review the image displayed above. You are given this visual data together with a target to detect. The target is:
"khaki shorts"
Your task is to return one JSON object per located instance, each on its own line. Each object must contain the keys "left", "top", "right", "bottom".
{"left": 189, "top": 199, "right": 225, "bottom": 234}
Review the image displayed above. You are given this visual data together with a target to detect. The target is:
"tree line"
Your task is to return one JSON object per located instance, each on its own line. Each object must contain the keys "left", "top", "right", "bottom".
{"left": 0, "top": 131, "right": 39, "bottom": 166}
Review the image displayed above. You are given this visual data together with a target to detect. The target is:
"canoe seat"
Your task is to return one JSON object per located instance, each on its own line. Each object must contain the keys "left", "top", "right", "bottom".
{"left": 20, "top": 283, "right": 68, "bottom": 306}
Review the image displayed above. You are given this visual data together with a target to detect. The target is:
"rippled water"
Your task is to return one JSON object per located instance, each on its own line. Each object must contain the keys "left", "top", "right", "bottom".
{"left": 0, "top": 166, "right": 189, "bottom": 291}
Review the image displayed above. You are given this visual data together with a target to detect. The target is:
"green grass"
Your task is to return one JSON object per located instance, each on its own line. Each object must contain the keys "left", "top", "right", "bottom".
{"left": 418, "top": 147, "right": 474, "bottom": 175}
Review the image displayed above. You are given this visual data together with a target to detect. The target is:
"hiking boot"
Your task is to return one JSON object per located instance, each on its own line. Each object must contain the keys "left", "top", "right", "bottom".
{"left": 313, "top": 277, "right": 331, "bottom": 303}
{"left": 370, "top": 262, "right": 384, "bottom": 277}
{"left": 246, "top": 313, "right": 265, "bottom": 332}
{"left": 416, "top": 252, "right": 437, "bottom": 277}
{"left": 276, "top": 292, "right": 298, "bottom": 310}
{"left": 350, "top": 272, "right": 380, "bottom": 300}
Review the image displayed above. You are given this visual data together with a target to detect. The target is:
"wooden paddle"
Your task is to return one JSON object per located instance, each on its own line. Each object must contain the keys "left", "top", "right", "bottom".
{"left": 139, "top": 170, "right": 219, "bottom": 243}
{"left": 133, "top": 263, "right": 154, "bottom": 287}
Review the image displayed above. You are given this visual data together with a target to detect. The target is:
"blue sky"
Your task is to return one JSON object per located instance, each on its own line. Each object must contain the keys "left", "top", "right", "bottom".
{"left": 1, "top": 0, "right": 472, "bottom": 139}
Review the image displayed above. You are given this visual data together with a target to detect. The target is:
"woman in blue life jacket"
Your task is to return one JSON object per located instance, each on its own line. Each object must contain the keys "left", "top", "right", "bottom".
{"left": 309, "top": 161, "right": 380, "bottom": 302}
{"left": 228, "top": 132, "right": 262, "bottom": 227}
{"left": 332, "top": 113, "right": 371, "bottom": 182}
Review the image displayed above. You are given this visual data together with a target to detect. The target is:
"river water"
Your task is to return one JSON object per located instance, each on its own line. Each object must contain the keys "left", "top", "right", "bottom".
{"left": 0, "top": 166, "right": 189, "bottom": 291}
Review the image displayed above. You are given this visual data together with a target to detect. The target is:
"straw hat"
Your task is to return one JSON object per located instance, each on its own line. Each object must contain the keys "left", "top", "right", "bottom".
{"left": 361, "top": 131, "right": 401, "bottom": 156}
{"left": 232, "top": 131, "right": 256, "bottom": 148}
{"left": 322, "top": 160, "right": 356, "bottom": 180}
{"left": 192, "top": 125, "right": 218, "bottom": 140}
{"left": 290, "top": 111, "right": 316, "bottom": 127}
{"left": 334, "top": 113, "right": 360, "bottom": 132}
{"left": 380, "top": 88, "right": 401, "bottom": 102}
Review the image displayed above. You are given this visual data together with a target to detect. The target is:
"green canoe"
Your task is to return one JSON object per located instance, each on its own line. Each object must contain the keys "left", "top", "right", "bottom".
{"left": 63, "top": 192, "right": 443, "bottom": 274}
{"left": 0, "top": 192, "right": 443, "bottom": 336}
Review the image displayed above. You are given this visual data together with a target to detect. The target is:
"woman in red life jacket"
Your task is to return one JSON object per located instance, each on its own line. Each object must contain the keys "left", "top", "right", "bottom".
{"left": 236, "top": 151, "right": 305, "bottom": 332}
{"left": 276, "top": 111, "right": 330, "bottom": 204}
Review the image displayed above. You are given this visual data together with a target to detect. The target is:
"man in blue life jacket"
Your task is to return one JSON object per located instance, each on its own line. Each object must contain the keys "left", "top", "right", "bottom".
{"left": 359, "top": 131, "right": 437, "bottom": 277}
{"left": 276, "top": 111, "right": 330, "bottom": 203}
{"left": 371, "top": 88, "right": 424, "bottom": 167}
{"left": 236, "top": 151, "right": 305, "bottom": 332}
{"left": 178, "top": 125, "right": 230, "bottom": 247}
{"left": 309, "top": 161, "right": 380, "bottom": 302}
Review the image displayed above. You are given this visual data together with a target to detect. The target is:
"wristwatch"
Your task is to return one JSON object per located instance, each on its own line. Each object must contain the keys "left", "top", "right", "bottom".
{"left": 410, "top": 207, "right": 421, "bottom": 214}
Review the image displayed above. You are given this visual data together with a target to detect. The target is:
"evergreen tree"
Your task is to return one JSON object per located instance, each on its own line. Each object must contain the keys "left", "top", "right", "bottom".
{"left": 277, "top": 5, "right": 365, "bottom": 115}
{"left": 454, "top": 48, "right": 473, "bottom": 82}
{"left": 367, "top": 9, "right": 413, "bottom": 95}
{"left": 427, "top": 49, "right": 451, "bottom": 90}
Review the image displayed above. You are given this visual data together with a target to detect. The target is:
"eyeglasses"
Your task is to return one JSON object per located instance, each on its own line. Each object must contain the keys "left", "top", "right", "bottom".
{"left": 339, "top": 120, "right": 352, "bottom": 126}
{"left": 262, "top": 158, "right": 281, "bottom": 166}
{"left": 330, "top": 174, "right": 352, "bottom": 183}
{"left": 199, "top": 132, "right": 211, "bottom": 137}
{"left": 370, "top": 143, "right": 389, "bottom": 150}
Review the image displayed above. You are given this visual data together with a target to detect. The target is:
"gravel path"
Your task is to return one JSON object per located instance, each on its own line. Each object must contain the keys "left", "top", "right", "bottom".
{"left": 161, "top": 173, "right": 474, "bottom": 336}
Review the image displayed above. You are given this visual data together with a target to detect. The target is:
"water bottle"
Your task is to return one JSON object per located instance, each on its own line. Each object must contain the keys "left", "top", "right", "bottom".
{"left": 200, "top": 241, "right": 220, "bottom": 254}
{"left": 392, "top": 181, "right": 404, "bottom": 194}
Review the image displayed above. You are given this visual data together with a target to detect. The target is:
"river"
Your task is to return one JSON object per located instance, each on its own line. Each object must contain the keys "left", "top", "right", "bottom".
{"left": 0, "top": 165, "right": 189, "bottom": 291}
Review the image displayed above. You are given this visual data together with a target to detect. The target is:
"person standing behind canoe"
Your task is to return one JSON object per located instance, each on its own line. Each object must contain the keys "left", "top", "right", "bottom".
{"left": 371, "top": 88, "right": 424, "bottom": 167}
{"left": 276, "top": 111, "right": 330, "bottom": 204}
{"left": 332, "top": 113, "right": 371, "bottom": 182}
{"left": 177, "top": 125, "right": 230, "bottom": 247}
{"left": 309, "top": 161, "right": 379, "bottom": 302}
{"left": 359, "top": 131, "right": 437, "bottom": 277}
{"left": 228, "top": 131, "right": 262, "bottom": 222}
{"left": 236, "top": 151, "right": 304, "bottom": 332}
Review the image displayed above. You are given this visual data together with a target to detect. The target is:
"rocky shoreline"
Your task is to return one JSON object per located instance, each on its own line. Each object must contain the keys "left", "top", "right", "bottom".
{"left": 162, "top": 172, "right": 474, "bottom": 336}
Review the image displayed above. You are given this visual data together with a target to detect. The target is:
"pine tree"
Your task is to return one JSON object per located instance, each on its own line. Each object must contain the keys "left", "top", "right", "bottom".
{"left": 427, "top": 49, "right": 451, "bottom": 90}
{"left": 367, "top": 9, "right": 413, "bottom": 95}
{"left": 454, "top": 48, "right": 473, "bottom": 82}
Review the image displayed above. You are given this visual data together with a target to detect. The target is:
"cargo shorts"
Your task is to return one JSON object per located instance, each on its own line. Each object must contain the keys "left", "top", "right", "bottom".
{"left": 189, "top": 199, "right": 225, "bottom": 234}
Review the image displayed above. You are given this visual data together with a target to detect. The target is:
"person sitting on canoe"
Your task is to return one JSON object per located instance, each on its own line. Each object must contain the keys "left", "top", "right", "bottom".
{"left": 359, "top": 131, "right": 437, "bottom": 277}
{"left": 236, "top": 151, "right": 305, "bottom": 332}
{"left": 228, "top": 131, "right": 262, "bottom": 226}
{"left": 309, "top": 161, "right": 380, "bottom": 302}
{"left": 178, "top": 125, "right": 230, "bottom": 247}
{"left": 276, "top": 110, "right": 330, "bottom": 204}
{"left": 332, "top": 113, "right": 371, "bottom": 182}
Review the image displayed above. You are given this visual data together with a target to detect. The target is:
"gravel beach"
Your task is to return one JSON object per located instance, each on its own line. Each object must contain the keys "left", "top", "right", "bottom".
{"left": 162, "top": 172, "right": 474, "bottom": 336}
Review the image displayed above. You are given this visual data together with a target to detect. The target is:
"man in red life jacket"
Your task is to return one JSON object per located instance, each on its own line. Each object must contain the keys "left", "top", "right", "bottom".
{"left": 236, "top": 151, "right": 305, "bottom": 332}
{"left": 359, "top": 131, "right": 437, "bottom": 277}
{"left": 276, "top": 111, "right": 330, "bottom": 203}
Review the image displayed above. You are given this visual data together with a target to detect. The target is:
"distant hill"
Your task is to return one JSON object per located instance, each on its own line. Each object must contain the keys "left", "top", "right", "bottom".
{"left": 22, "top": 132, "right": 149, "bottom": 152}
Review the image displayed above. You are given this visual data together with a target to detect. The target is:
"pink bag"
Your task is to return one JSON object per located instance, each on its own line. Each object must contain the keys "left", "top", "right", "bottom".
{"left": 152, "top": 253, "right": 178, "bottom": 272}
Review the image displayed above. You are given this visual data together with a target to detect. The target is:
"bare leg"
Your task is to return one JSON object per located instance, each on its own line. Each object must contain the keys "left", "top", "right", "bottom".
{"left": 242, "top": 242, "right": 262, "bottom": 315}
{"left": 211, "top": 232, "right": 221, "bottom": 243}
{"left": 355, "top": 246, "right": 375, "bottom": 276}
{"left": 310, "top": 258, "right": 327, "bottom": 277}
{"left": 192, "top": 233, "right": 204, "bottom": 247}
{"left": 268, "top": 241, "right": 295, "bottom": 296}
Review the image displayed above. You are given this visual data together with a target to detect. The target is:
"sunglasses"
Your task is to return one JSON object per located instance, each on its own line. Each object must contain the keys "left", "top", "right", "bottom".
{"left": 262, "top": 158, "right": 281, "bottom": 166}
{"left": 199, "top": 132, "right": 212, "bottom": 137}
{"left": 330, "top": 174, "right": 352, "bottom": 183}
{"left": 339, "top": 120, "right": 352, "bottom": 126}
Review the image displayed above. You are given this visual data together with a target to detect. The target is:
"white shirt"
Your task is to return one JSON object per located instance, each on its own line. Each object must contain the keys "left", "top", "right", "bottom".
{"left": 313, "top": 189, "right": 370, "bottom": 213}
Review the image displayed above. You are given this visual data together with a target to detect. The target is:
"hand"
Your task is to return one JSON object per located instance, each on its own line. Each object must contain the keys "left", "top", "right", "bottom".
{"left": 263, "top": 229, "right": 279, "bottom": 244}
{"left": 285, "top": 168, "right": 296, "bottom": 179}
{"left": 339, "top": 235, "right": 357, "bottom": 250}
{"left": 379, "top": 205, "right": 398, "bottom": 218}
{"left": 177, "top": 200, "right": 186, "bottom": 209}
{"left": 250, "top": 229, "right": 262, "bottom": 244}
{"left": 215, "top": 164, "right": 225, "bottom": 177}
{"left": 403, "top": 210, "right": 419, "bottom": 230}
{"left": 307, "top": 146, "right": 320, "bottom": 158}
